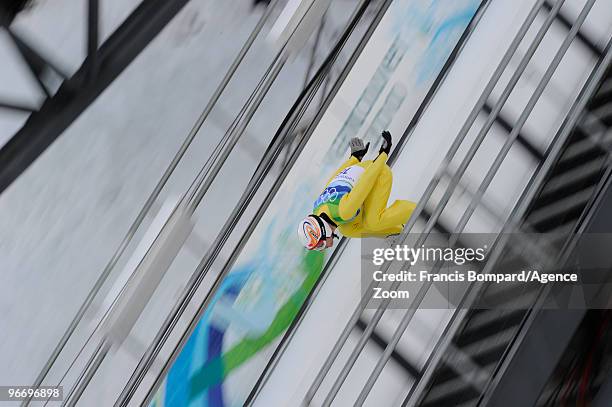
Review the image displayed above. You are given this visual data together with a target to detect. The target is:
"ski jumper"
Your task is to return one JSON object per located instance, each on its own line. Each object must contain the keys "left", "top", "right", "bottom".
{"left": 313, "top": 152, "right": 416, "bottom": 238}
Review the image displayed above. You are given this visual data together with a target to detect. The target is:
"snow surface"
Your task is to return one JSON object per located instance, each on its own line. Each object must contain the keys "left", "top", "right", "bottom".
{"left": 0, "top": 0, "right": 611, "bottom": 405}
{"left": 253, "top": 0, "right": 611, "bottom": 405}
{"left": 0, "top": 0, "right": 356, "bottom": 397}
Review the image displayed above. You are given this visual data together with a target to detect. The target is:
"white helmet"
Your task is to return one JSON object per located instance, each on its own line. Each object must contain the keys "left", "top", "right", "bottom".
{"left": 297, "top": 215, "right": 330, "bottom": 251}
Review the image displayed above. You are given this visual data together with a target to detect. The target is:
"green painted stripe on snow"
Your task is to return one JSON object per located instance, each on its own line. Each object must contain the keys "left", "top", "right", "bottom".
{"left": 188, "top": 250, "right": 325, "bottom": 399}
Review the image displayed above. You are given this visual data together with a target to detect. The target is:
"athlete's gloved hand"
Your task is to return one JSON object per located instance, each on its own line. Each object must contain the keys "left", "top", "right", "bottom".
{"left": 349, "top": 137, "right": 370, "bottom": 161}
{"left": 379, "top": 130, "right": 392, "bottom": 155}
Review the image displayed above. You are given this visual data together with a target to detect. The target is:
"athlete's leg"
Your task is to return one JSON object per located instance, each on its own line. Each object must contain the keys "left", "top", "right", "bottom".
{"left": 362, "top": 164, "right": 392, "bottom": 229}
{"left": 362, "top": 164, "right": 416, "bottom": 232}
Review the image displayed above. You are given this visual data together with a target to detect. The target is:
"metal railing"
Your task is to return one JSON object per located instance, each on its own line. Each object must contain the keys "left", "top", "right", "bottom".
{"left": 35, "top": 1, "right": 388, "bottom": 405}
{"left": 303, "top": 0, "right": 604, "bottom": 405}
{"left": 474, "top": 41, "right": 612, "bottom": 407}
{"left": 25, "top": 3, "right": 280, "bottom": 405}
{"left": 373, "top": 2, "right": 598, "bottom": 404}
{"left": 61, "top": 30, "right": 294, "bottom": 407}
{"left": 33, "top": 0, "right": 352, "bottom": 404}
{"left": 133, "top": 1, "right": 397, "bottom": 405}
{"left": 304, "top": 0, "right": 548, "bottom": 402}
{"left": 63, "top": 47, "right": 290, "bottom": 407}
{"left": 243, "top": 0, "right": 492, "bottom": 403}
{"left": 76, "top": 0, "right": 395, "bottom": 405}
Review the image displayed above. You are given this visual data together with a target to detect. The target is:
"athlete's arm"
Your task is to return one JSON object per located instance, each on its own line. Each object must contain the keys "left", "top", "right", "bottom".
{"left": 349, "top": 137, "right": 370, "bottom": 161}
{"left": 323, "top": 138, "right": 368, "bottom": 186}
{"left": 338, "top": 152, "right": 388, "bottom": 219}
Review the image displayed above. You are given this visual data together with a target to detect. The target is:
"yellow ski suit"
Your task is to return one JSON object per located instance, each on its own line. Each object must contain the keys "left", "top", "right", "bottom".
{"left": 313, "top": 152, "right": 416, "bottom": 238}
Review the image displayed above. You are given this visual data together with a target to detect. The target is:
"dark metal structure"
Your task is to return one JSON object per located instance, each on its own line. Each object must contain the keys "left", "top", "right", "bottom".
{"left": 0, "top": 1, "right": 32, "bottom": 24}
{"left": 0, "top": 0, "right": 191, "bottom": 193}
{"left": 412, "top": 40, "right": 612, "bottom": 407}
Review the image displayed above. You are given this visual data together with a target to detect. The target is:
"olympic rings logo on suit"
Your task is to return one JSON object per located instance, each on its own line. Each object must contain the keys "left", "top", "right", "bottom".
{"left": 315, "top": 187, "right": 339, "bottom": 207}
